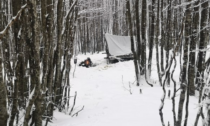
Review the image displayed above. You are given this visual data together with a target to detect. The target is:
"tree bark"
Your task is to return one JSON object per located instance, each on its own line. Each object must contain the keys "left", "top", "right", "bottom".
{"left": 135, "top": 0, "right": 141, "bottom": 80}
{"left": 23, "top": 0, "right": 42, "bottom": 125}
{"left": 54, "top": 0, "right": 64, "bottom": 107}
{"left": 9, "top": 0, "right": 22, "bottom": 125}
{"left": 141, "top": 0, "right": 147, "bottom": 75}
{"left": 160, "top": 0, "right": 164, "bottom": 72}
{"left": 112, "top": 0, "right": 118, "bottom": 35}
{"left": 126, "top": 0, "right": 140, "bottom": 86}
{"left": 148, "top": 0, "right": 155, "bottom": 76}
{"left": 177, "top": 1, "right": 191, "bottom": 125}
{"left": 188, "top": 0, "right": 197, "bottom": 96}
{"left": 0, "top": 54, "right": 8, "bottom": 126}
{"left": 156, "top": 0, "right": 162, "bottom": 86}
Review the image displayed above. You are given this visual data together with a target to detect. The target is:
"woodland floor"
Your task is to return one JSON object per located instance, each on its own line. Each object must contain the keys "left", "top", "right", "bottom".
{"left": 51, "top": 52, "right": 201, "bottom": 126}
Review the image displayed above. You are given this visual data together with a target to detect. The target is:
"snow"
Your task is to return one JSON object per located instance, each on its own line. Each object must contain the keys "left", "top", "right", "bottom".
{"left": 51, "top": 52, "right": 202, "bottom": 126}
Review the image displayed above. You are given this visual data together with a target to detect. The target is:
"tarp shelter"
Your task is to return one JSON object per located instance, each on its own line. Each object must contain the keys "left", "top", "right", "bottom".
{"left": 105, "top": 33, "right": 134, "bottom": 63}
{"left": 105, "top": 33, "right": 133, "bottom": 56}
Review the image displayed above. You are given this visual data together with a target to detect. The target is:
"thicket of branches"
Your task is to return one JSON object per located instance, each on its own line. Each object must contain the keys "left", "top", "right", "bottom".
{"left": 127, "top": 0, "right": 210, "bottom": 125}
{"left": 0, "top": 0, "right": 79, "bottom": 125}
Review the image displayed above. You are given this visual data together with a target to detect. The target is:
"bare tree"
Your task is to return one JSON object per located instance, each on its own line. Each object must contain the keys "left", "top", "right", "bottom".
{"left": 140, "top": 0, "right": 146, "bottom": 75}
{"left": 0, "top": 0, "right": 79, "bottom": 125}
{"left": 148, "top": 0, "right": 155, "bottom": 76}
{"left": 126, "top": 0, "right": 140, "bottom": 86}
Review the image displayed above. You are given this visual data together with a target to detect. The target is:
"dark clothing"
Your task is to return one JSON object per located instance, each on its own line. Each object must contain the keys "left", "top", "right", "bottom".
{"left": 79, "top": 58, "right": 92, "bottom": 68}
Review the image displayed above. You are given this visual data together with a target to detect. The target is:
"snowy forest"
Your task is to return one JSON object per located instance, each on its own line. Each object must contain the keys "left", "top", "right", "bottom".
{"left": 0, "top": 0, "right": 210, "bottom": 126}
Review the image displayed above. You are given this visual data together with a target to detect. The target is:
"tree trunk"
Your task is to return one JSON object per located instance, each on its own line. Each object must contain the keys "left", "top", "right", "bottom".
{"left": 54, "top": 0, "right": 64, "bottom": 107}
{"left": 0, "top": 53, "right": 8, "bottom": 126}
{"left": 148, "top": 0, "right": 155, "bottom": 76}
{"left": 141, "top": 0, "right": 147, "bottom": 75}
{"left": 112, "top": 0, "right": 118, "bottom": 35}
{"left": 160, "top": 0, "right": 164, "bottom": 72}
{"left": 23, "top": 0, "right": 42, "bottom": 126}
{"left": 165, "top": 0, "right": 172, "bottom": 86}
{"left": 193, "top": 2, "right": 202, "bottom": 125}
{"left": 135, "top": 0, "right": 141, "bottom": 78}
{"left": 177, "top": 0, "right": 191, "bottom": 125}
{"left": 126, "top": 0, "right": 140, "bottom": 86}
{"left": 155, "top": 0, "right": 162, "bottom": 86}
{"left": 188, "top": 0, "right": 198, "bottom": 96}
{"left": 199, "top": 0, "right": 209, "bottom": 125}
{"left": 9, "top": 0, "right": 22, "bottom": 125}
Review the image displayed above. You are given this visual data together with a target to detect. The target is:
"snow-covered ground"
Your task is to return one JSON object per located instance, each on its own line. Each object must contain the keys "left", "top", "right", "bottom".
{"left": 51, "top": 52, "right": 201, "bottom": 126}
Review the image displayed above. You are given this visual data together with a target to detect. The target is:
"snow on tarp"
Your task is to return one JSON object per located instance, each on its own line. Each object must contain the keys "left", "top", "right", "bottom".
{"left": 105, "top": 33, "right": 133, "bottom": 56}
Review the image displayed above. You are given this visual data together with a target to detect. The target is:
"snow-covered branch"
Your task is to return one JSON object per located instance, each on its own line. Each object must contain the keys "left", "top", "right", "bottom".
{"left": 0, "top": 4, "right": 27, "bottom": 40}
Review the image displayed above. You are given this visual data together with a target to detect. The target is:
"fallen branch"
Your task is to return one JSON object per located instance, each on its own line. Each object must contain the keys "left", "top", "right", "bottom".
{"left": 71, "top": 106, "right": 84, "bottom": 117}
{"left": 69, "top": 91, "right": 77, "bottom": 115}
{"left": 122, "top": 75, "right": 132, "bottom": 94}
{"left": 0, "top": 4, "right": 28, "bottom": 40}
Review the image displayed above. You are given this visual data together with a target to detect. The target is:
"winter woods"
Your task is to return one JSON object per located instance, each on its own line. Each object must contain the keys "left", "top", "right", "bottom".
{"left": 0, "top": 0, "right": 78, "bottom": 125}
{"left": 75, "top": 0, "right": 210, "bottom": 125}
{"left": 0, "top": 0, "right": 210, "bottom": 126}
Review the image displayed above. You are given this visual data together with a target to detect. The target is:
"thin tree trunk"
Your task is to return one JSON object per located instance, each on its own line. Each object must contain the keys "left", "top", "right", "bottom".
{"left": 54, "top": 0, "right": 64, "bottom": 107}
{"left": 156, "top": 0, "right": 162, "bottom": 86}
{"left": 9, "top": 0, "right": 22, "bottom": 125}
{"left": 148, "top": 0, "right": 155, "bottom": 76}
{"left": 171, "top": 57, "right": 177, "bottom": 126}
{"left": 0, "top": 50, "right": 8, "bottom": 126}
{"left": 199, "top": 0, "right": 209, "bottom": 125}
{"left": 177, "top": 0, "right": 191, "bottom": 125}
{"left": 30, "top": 0, "right": 42, "bottom": 125}
{"left": 188, "top": 0, "right": 197, "bottom": 96}
{"left": 23, "top": 0, "right": 42, "bottom": 126}
{"left": 160, "top": 0, "right": 164, "bottom": 72}
{"left": 156, "top": 0, "right": 164, "bottom": 125}
{"left": 112, "top": 0, "right": 118, "bottom": 35}
{"left": 126, "top": 0, "right": 140, "bottom": 86}
{"left": 135, "top": 0, "right": 141, "bottom": 79}
{"left": 165, "top": 0, "right": 172, "bottom": 86}
{"left": 183, "top": 1, "right": 192, "bottom": 125}
{"left": 141, "top": 0, "right": 147, "bottom": 75}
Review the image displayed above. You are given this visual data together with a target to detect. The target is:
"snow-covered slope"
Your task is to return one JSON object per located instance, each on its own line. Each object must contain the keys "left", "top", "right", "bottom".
{"left": 51, "top": 52, "right": 201, "bottom": 126}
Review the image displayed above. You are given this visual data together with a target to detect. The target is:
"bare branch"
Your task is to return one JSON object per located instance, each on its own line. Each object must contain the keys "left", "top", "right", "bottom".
{"left": 71, "top": 106, "right": 84, "bottom": 117}
{"left": 0, "top": 4, "right": 28, "bottom": 40}
{"left": 69, "top": 91, "right": 77, "bottom": 115}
